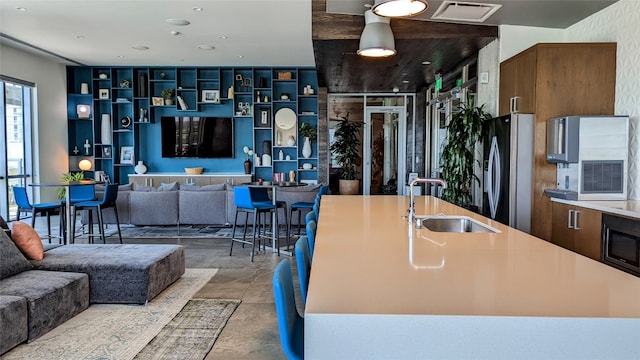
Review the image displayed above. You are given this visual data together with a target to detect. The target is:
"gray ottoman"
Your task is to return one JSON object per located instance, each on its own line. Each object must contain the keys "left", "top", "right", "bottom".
{"left": 32, "top": 244, "right": 185, "bottom": 304}
{"left": 0, "top": 270, "right": 89, "bottom": 342}
{"left": 0, "top": 295, "right": 28, "bottom": 354}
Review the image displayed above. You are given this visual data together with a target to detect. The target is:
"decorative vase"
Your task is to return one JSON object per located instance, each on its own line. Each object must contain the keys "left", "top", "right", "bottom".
{"left": 80, "top": 83, "right": 89, "bottom": 94}
{"left": 279, "top": 150, "right": 284, "bottom": 161}
{"left": 139, "top": 73, "right": 147, "bottom": 97}
{"left": 289, "top": 170, "right": 296, "bottom": 183}
{"left": 287, "top": 135, "right": 296, "bottom": 147}
{"left": 262, "top": 140, "right": 272, "bottom": 156}
{"left": 101, "top": 114, "right": 112, "bottom": 145}
{"left": 262, "top": 154, "right": 271, "bottom": 167}
{"left": 302, "top": 137, "right": 312, "bottom": 158}
{"left": 135, "top": 161, "right": 147, "bottom": 174}
{"left": 243, "top": 159, "right": 252, "bottom": 174}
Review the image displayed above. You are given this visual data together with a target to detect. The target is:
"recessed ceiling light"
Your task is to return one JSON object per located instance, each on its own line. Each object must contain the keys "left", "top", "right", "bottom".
{"left": 218, "top": 35, "right": 228, "bottom": 40}
{"left": 170, "top": 31, "right": 181, "bottom": 36}
{"left": 422, "top": 60, "right": 431, "bottom": 65}
{"left": 76, "top": 35, "right": 85, "bottom": 39}
{"left": 237, "top": 55, "right": 244, "bottom": 59}
{"left": 16, "top": 7, "right": 27, "bottom": 11}
{"left": 131, "top": 45, "right": 149, "bottom": 50}
{"left": 402, "top": 80, "right": 410, "bottom": 84}
{"left": 117, "top": 55, "right": 124, "bottom": 58}
{"left": 192, "top": 7, "right": 203, "bottom": 12}
{"left": 165, "top": 18, "right": 190, "bottom": 26}
{"left": 198, "top": 45, "right": 215, "bottom": 50}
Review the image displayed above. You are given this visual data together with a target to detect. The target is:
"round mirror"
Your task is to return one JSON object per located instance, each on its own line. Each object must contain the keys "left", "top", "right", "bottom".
{"left": 275, "top": 108, "right": 296, "bottom": 130}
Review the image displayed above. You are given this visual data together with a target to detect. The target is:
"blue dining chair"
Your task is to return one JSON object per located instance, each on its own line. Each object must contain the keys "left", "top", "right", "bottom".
{"left": 294, "top": 237, "right": 312, "bottom": 303}
{"left": 72, "top": 184, "right": 122, "bottom": 244}
{"left": 60, "top": 184, "right": 96, "bottom": 241}
{"left": 250, "top": 186, "right": 289, "bottom": 249}
{"left": 305, "top": 210, "right": 316, "bottom": 225}
{"left": 289, "top": 184, "right": 328, "bottom": 236}
{"left": 231, "top": 186, "right": 278, "bottom": 261}
{"left": 273, "top": 259, "right": 304, "bottom": 360}
{"left": 306, "top": 219, "right": 317, "bottom": 259}
{"left": 13, "top": 186, "right": 61, "bottom": 243}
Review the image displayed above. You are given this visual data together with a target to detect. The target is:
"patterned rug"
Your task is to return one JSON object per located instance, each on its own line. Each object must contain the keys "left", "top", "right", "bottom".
{"left": 2, "top": 268, "right": 237, "bottom": 360}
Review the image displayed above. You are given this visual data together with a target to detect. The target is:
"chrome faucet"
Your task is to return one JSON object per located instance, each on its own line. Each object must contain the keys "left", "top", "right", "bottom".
{"left": 408, "top": 178, "right": 447, "bottom": 226}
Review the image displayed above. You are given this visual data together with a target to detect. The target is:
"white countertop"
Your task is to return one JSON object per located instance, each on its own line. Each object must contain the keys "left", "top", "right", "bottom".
{"left": 305, "top": 196, "right": 640, "bottom": 359}
{"left": 550, "top": 198, "right": 640, "bottom": 219}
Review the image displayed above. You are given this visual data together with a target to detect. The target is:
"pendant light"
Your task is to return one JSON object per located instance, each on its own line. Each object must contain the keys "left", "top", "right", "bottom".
{"left": 372, "top": 0, "right": 428, "bottom": 17}
{"left": 357, "top": 10, "right": 397, "bottom": 58}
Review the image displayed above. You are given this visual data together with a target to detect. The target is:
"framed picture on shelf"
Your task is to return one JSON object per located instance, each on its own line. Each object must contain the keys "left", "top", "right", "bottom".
{"left": 120, "top": 146, "right": 135, "bottom": 165}
{"left": 102, "top": 146, "right": 111, "bottom": 158}
{"left": 201, "top": 90, "right": 220, "bottom": 103}
{"left": 152, "top": 97, "right": 164, "bottom": 106}
{"left": 255, "top": 108, "right": 271, "bottom": 128}
{"left": 98, "top": 89, "right": 109, "bottom": 99}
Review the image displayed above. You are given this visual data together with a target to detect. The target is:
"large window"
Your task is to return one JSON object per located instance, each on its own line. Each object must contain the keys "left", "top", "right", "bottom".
{"left": 1, "top": 77, "right": 34, "bottom": 220}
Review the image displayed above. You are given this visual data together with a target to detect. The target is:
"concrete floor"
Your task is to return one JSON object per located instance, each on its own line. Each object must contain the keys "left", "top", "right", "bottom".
{"left": 30, "top": 218, "right": 300, "bottom": 359}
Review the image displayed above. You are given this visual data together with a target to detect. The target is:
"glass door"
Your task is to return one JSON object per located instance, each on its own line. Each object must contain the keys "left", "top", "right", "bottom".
{"left": 363, "top": 106, "right": 406, "bottom": 195}
{"left": 0, "top": 79, "right": 34, "bottom": 220}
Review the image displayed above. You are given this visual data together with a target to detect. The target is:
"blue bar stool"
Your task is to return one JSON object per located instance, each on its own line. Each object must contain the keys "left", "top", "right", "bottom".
{"left": 230, "top": 186, "right": 279, "bottom": 262}
{"left": 13, "top": 186, "right": 61, "bottom": 243}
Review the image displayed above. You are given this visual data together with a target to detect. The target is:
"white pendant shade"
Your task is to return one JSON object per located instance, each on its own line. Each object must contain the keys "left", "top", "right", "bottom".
{"left": 372, "top": 0, "right": 428, "bottom": 17}
{"left": 357, "top": 10, "right": 397, "bottom": 58}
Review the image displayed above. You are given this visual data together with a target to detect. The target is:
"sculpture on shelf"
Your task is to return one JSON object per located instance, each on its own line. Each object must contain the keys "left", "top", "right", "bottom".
{"left": 83, "top": 139, "right": 91, "bottom": 155}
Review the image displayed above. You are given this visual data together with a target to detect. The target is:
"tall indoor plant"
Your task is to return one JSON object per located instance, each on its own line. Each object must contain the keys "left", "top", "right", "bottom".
{"left": 330, "top": 116, "right": 362, "bottom": 195}
{"left": 439, "top": 92, "right": 491, "bottom": 209}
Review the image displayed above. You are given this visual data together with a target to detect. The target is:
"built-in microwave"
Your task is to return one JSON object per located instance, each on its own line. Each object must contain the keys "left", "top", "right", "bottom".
{"left": 602, "top": 213, "right": 640, "bottom": 277}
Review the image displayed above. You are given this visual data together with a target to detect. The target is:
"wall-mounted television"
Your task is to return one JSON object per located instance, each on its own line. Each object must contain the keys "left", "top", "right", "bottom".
{"left": 161, "top": 116, "right": 234, "bottom": 158}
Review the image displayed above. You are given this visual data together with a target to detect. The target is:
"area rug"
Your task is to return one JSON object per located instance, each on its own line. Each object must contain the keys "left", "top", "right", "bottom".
{"left": 134, "top": 298, "right": 240, "bottom": 359}
{"left": 3, "top": 268, "right": 228, "bottom": 360}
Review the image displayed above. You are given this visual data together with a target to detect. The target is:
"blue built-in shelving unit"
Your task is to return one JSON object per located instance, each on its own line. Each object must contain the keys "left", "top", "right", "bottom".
{"left": 66, "top": 66, "right": 318, "bottom": 184}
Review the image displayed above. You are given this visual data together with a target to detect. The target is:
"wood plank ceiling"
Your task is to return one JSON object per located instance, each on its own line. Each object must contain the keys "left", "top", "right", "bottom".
{"left": 311, "top": 0, "right": 498, "bottom": 93}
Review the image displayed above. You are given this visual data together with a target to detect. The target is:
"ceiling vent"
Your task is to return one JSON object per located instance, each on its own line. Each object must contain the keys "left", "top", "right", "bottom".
{"left": 431, "top": 1, "right": 502, "bottom": 23}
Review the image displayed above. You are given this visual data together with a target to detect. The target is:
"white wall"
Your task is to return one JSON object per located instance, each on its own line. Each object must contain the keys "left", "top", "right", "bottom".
{"left": 498, "top": 25, "right": 563, "bottom": 62}
{"left": 564, "top": 0, "right": 640, "bottom": 199}
{"left": 0, "top": 44, "right": 68, "bottom": 201}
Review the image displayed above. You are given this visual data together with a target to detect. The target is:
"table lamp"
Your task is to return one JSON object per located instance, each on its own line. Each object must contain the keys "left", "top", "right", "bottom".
{"left": 78, "top": 159, "right": 92, "bottom": 171}
{"left": 77, "top": 104, "right": 91, "bottom": 119}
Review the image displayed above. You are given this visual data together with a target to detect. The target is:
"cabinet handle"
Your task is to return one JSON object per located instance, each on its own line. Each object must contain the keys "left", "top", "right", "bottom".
{"left": 509, "top": 97, "right": 514, "bottom": 113}
{"left": 512, "top": 96, "right": 520, "bottom": 113}
{"left": 573, "top": 211, "right": 580, "bottom": 230}
{"left": 567, "top": 209, "right": 574, "bottom": 229}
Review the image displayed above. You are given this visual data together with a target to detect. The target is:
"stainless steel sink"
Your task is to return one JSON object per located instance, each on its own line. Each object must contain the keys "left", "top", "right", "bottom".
{"left": 419, "top": 216, "right": 500, "bottom": 233}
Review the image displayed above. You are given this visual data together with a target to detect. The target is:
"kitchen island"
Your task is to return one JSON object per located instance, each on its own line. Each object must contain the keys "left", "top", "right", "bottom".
{"left": 305, "top": 196, "right": 640, "bottom": 359}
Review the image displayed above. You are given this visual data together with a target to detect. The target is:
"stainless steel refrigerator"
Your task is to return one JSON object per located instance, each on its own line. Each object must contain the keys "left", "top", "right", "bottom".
{"left": 482, "top": 113, "right": 534, "bottom": 233}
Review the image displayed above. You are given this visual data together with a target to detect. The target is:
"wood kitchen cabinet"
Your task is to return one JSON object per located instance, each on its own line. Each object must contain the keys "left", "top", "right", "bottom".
{"left": 551, "top": 201, "right": 602, "bottom": 261}
{"left": 499, "top": 43, "right": 616, "bottom": 241}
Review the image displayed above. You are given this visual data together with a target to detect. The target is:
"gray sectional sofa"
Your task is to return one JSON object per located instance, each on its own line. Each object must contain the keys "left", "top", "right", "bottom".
{"left": 91, "top": 182, "right": 322, "bottom": 227}
{"left": 0, "top": 229, "right": 185, "bottom": 355}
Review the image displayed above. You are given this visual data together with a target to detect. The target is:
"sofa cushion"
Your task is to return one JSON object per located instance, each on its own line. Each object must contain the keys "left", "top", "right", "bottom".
{"left": 179, "top": 189, "right": 227, "bottom": 225}
{"left": 32, "top": 244, "right": 185, "bottom": 304}
{"left": 0, "top": 295, "right": 28, "bottom": 355}
{"left": 0, "top": 230, "right": 33, "bottom": 280}
{"left": 10, "top": 221, "right": 44, "bottom": 260}
{"left": 133, "top": 182, "right": 156, "bottom": 192}
{"left": 0, "top": 270, "right": 89, "bottom": 341}
{"left": 0, "top": 215, "right": 10, "bottom": 238}
{"left": 179, "top": 183, "right": 226, "bottom": 191}
{"left": 130, "top": 190, "right": 179, "bottom": 225}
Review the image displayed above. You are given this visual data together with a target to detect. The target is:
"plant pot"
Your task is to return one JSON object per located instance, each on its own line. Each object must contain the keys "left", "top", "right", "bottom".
{"left": 165, "top": 99, "right": 173, "bottom": 106}
{"left": 339, "top": 179, "right": 359, "bottom": 195}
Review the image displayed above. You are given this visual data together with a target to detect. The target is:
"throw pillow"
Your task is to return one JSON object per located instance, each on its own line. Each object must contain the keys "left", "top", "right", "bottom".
{"left": 133, "top": 182, "right": 156, "bottom": 192}
{"left": 0, "top": 227, "right": 33, "bottom": 279}
{"left": 158, "top": 181, "right": 180, "bottom": 191}
{"left": 10, "top": 221, "right": 44, "bottom": 260}
{"left": 0, "top": 215, "right": 10, "bottom": 238}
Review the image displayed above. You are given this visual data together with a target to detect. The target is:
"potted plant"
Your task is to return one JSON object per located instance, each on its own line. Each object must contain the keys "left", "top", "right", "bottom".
{"left": 299, "top": 122, "right": 317, "bottom": 159}
{"left": 161, "top": 88, "right": 174, "bottom": 105}
{"left": 330, "top": 116, "right": 362, "bottom": 195}
{"left": 439, "top": 92, "right": 491, "bottom": 209}
{"left": 57, "top": 171, "right": 85, "bottom": 200}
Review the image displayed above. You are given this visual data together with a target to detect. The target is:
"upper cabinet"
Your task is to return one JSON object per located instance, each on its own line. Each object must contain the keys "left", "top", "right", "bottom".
{"left": 498, "top": 43, "right": 616, "bottom": 241}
